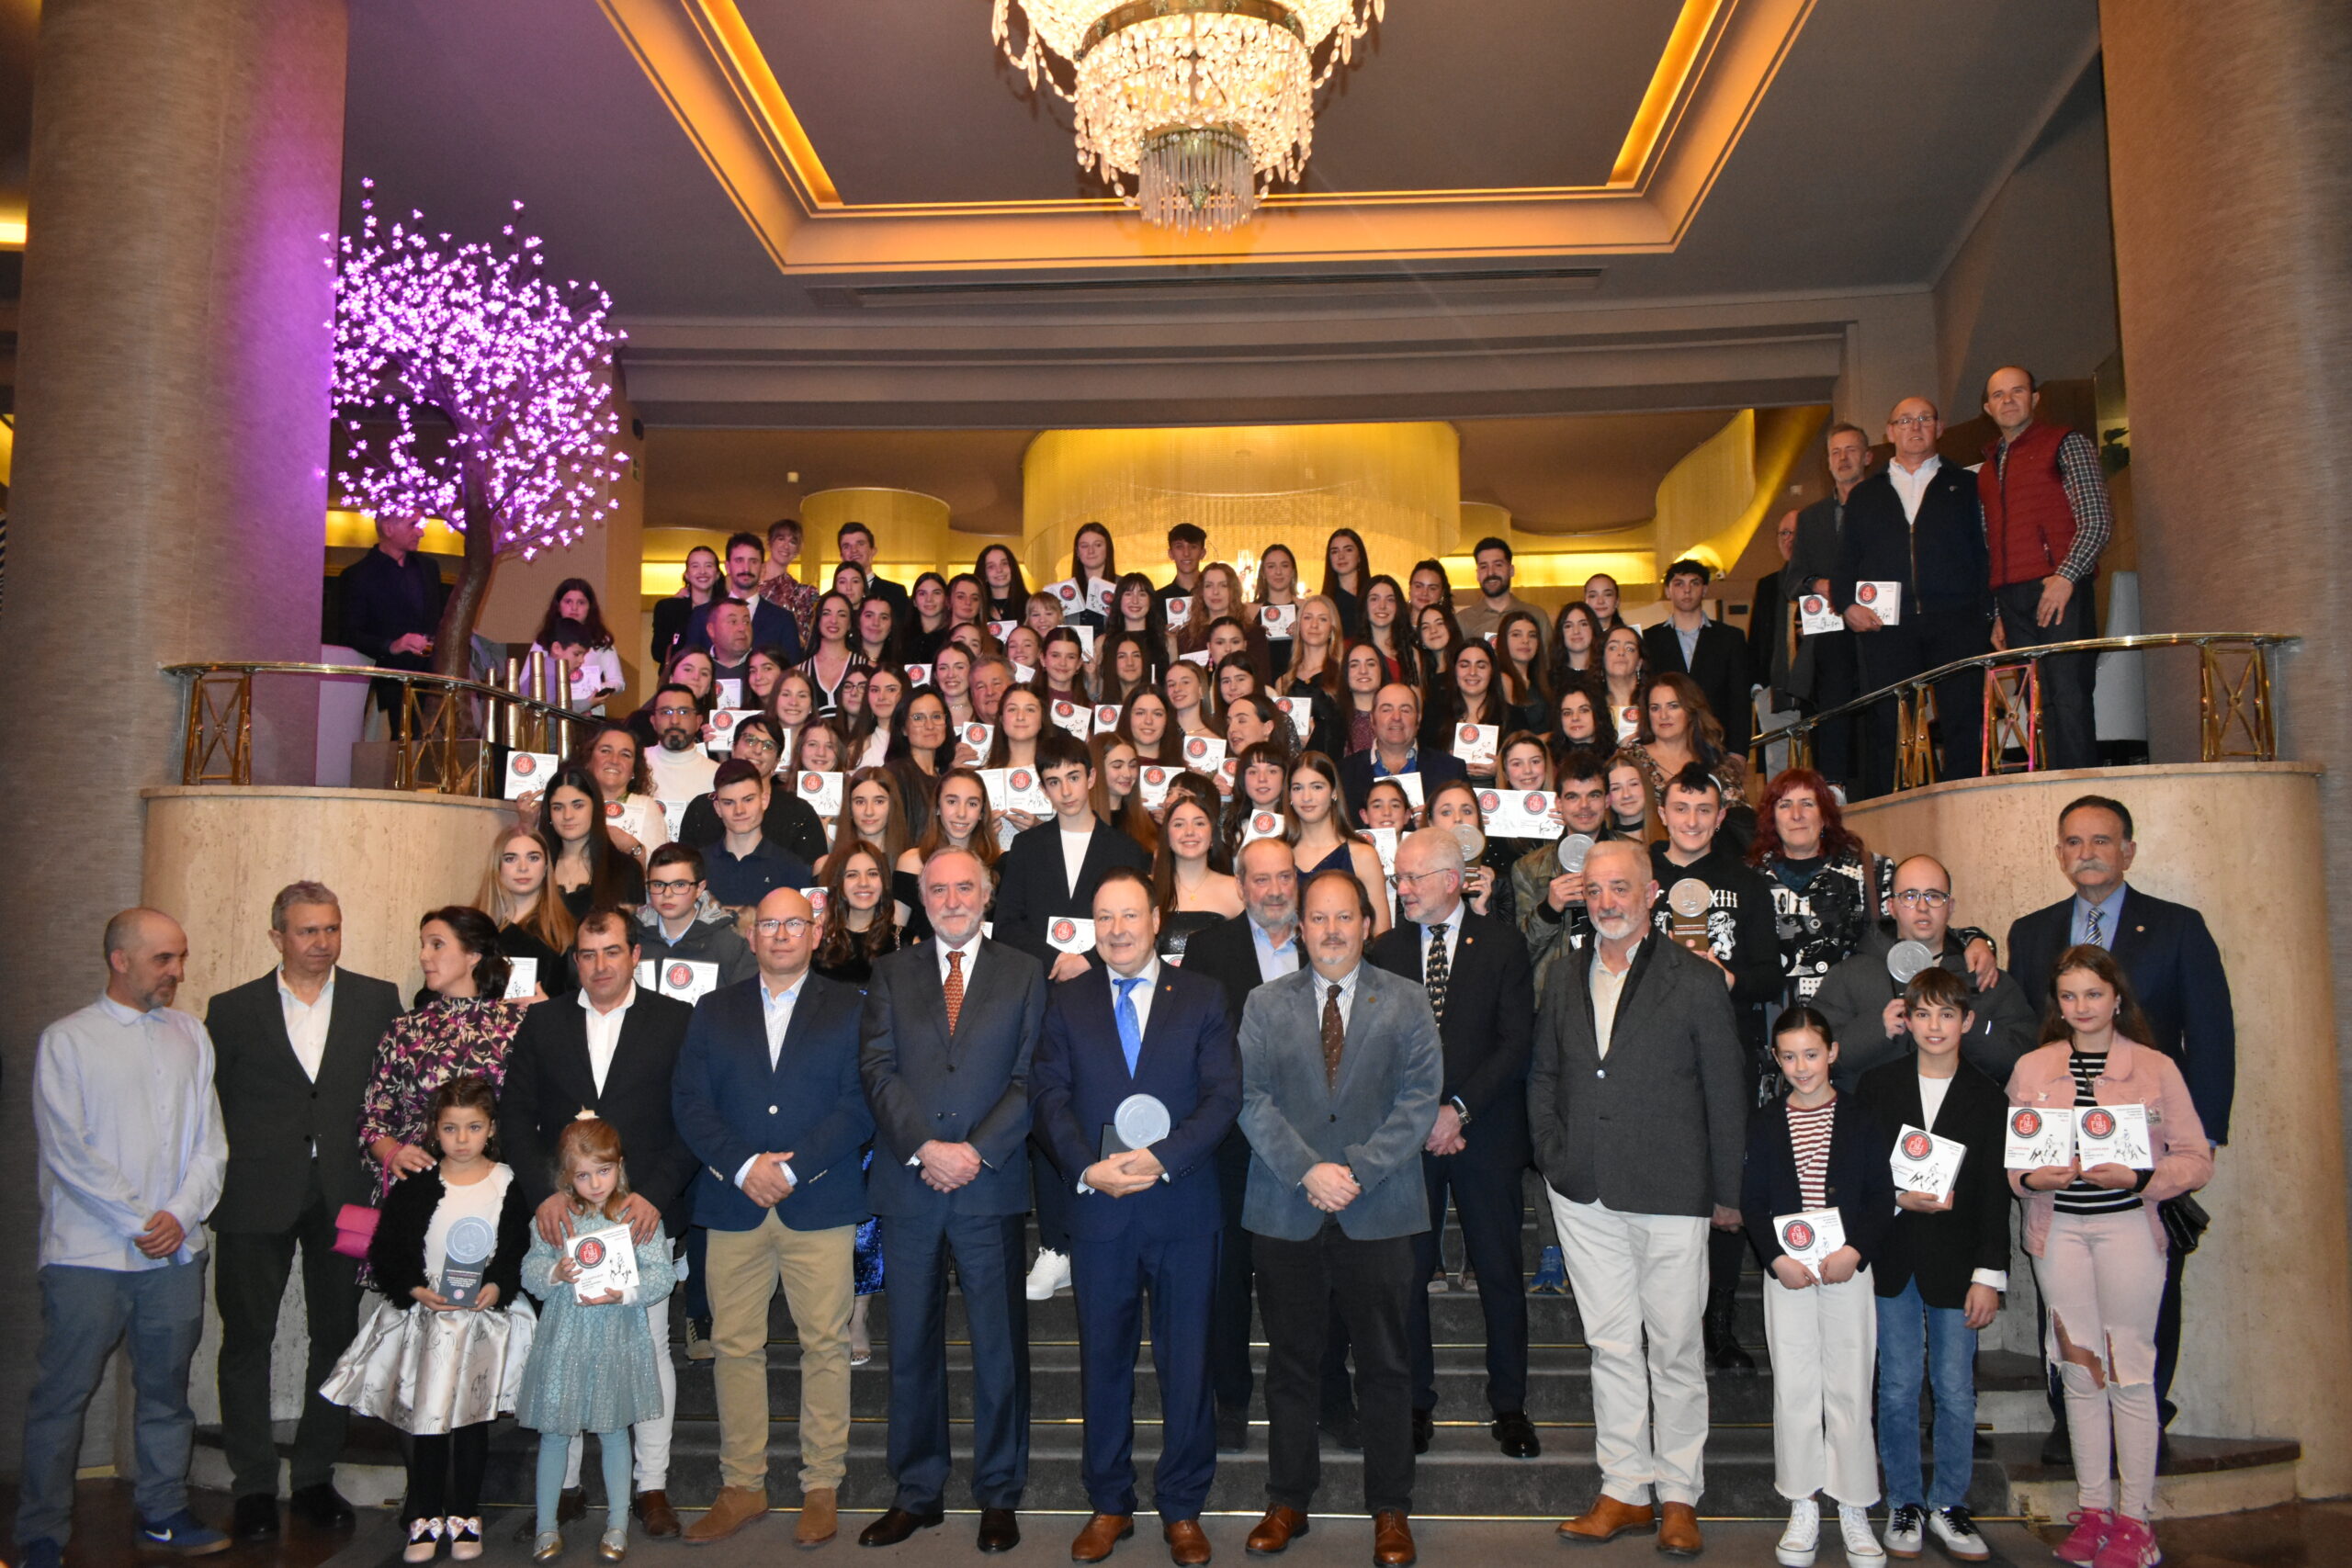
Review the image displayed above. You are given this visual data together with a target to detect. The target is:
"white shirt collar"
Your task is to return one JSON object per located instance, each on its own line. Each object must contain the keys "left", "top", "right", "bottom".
{"left": 1107, "top": 957, "right": 1159, "bottom": 994}
{"left": 578, "top": 982, "right": 638, "bottom": 1018}
{"left": 277, "top": 967, "right": 336, "bottom": 1004}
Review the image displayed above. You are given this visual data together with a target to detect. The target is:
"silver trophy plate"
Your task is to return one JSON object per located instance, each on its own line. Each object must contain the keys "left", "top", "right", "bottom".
{"left": 1114, "top": 1093, "right": 1171, "bottom": 1149}
{"left": 1886, "top": 940, "right": 1938, "bottom": 984}
{"left": 1558, "top": 833, "right": 1594, "bottom": 874}
{"left": 1667, "top": 877, "right": 1713, "bottom": 919}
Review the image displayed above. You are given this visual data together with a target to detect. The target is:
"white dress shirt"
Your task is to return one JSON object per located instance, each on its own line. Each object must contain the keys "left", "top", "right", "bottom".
{"left": 733, "top": 973, "right": 806, "bottom": 1190}
{"left": 1887, "top": 454, "right": 1942, "bottom": 525}
{"left": 935, "top": 932, "right": 982, "bottom": 989}
{"left": 277, "top": 968, "right": 336, "bottom": 1084}
{"left": 1589, "top": 938, "right": 1643, "bottom": 1061}
{"left": 34, "top": 996, "right": 228, "bottom": 1269}
{"left": 578, "top": 982, "right": 638, "bottom": 1096}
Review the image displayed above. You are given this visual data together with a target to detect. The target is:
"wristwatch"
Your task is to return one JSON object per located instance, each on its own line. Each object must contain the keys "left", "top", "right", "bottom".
{"left": 1449, "top": 1096, "right": 1473, "bottom": 1127}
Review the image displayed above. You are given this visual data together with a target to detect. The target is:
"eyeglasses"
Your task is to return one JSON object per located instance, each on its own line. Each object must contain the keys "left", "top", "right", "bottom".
{"left": 754, "top": 917, "right": 815, "bottom": 937}
{"left": 738, "top": 737, "right": 778, "bottom": 753}
{"left": 1387, "top": 867, "right": 1455, "bottom": 889}
{"left": 1892, "top": 889, "right": 1951, "bottom": 908}
{"left": 647, "top": 878, "right": 700, "bottom": 896}
{"left": 653, "top": 705, "right": 697, "bottom": 719}
{"left": 1889, "top": 413, "right": 1938, "bottom": 429}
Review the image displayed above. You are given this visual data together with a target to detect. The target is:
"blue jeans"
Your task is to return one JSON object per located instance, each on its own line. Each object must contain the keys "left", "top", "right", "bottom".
{"left": 1874, "top": 1279, "right": 1978, "bottom": 1510}
{"left": 17, "top": 1259, "right": 208, "bottom": 1550}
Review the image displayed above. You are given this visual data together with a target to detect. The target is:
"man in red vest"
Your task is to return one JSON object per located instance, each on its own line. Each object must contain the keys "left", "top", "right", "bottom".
{"left": 1982, "top": 366, "right": 2113, "bottom": 771}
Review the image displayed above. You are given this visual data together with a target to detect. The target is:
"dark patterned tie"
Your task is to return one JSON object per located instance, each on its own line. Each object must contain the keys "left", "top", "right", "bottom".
{"left": 944, "top": 950, "right": 965, "bottom": 1035}
{"left": 2085, "top": 905, "right": 2106, "bottom": 949}
{"left": 1321, "top": 983, "right": 1345, "bottom": 1087}
{"left": 1424, "top": 924, "right": 1450, "bottom": 1023}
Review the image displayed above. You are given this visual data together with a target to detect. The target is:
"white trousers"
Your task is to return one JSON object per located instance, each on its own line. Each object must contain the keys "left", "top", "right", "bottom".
{"left": 1763, "top": 1268, "right": 1880, "bottom": 1506}
{"left": 1552, "top": 1194, "right": 1711, "bottom": 1507}
{"left": 564, "top": 1293, "right": 676, "bottom": 1493}
{"left": 2037, "top": 1209, "right": 2165, "bottom": 1519}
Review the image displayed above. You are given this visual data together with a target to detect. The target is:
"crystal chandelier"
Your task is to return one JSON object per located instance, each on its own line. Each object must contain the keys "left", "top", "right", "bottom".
{"left": 992, "top": 0, "right": 1384, "bottom": 233}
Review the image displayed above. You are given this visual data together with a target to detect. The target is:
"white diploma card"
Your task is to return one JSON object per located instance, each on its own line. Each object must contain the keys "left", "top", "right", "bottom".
{"left": 503, "top": 751, "right": 558, "bottom": 799}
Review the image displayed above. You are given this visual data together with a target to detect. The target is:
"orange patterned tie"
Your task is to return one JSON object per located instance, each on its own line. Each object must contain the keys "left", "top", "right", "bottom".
{"left": 944, "top": 950, "right": 965, "bottom": 1036}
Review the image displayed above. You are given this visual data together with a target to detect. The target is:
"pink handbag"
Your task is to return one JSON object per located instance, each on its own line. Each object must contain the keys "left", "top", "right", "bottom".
{"left": 332, "top": 1167, "right": 396, "bottom": 1260}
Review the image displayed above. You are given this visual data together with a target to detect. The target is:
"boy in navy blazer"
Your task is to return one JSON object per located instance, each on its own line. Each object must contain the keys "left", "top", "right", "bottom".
{"left": 1030, "top": 869, "right": 1240, "bottom": 1565}
{"left": 671, "top": 887, "right": 872, "bottom": 1549}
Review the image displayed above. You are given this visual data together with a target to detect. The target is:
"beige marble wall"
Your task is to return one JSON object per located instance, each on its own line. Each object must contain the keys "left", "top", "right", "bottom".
{"left": 1846, "top": 761, "right": 2352, "bottom": 1497}
{"left": 141, "top": 787, "right": 517, "bottom": 1007}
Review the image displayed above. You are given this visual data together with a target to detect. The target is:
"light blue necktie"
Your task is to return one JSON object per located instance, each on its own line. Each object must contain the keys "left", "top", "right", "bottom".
{"left": 1114, "top": 976, "right": 1144, "bottom": 1076}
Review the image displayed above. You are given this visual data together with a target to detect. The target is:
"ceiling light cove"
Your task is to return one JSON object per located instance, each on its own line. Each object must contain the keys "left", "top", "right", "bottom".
{"left": 991, "top": 0, "right": 1384, "bottom": 233}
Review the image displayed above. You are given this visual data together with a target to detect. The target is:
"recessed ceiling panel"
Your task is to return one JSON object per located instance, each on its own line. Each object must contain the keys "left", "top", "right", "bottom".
{"left": 741, "top": 0, "right": 1685, "bottom": 206}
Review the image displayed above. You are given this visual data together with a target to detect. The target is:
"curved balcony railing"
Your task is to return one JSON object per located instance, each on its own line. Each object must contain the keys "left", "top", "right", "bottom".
{"left": 163, "top": 660, "right": 594, "bottom": 795}
{"left": 1749, "top": 632, "right": 2300, "bottom": 791}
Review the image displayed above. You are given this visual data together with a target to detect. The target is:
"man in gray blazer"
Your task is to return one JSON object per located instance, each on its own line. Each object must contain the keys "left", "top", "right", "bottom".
{"left": 207, "top": 883, "right": 401, "bottom": 1540}
{"left": 1237, "top": 869, "right": 1442, "bottom": 1568}
{"left": 1531, "top": 840, "right": 1747, "bottom": 1559}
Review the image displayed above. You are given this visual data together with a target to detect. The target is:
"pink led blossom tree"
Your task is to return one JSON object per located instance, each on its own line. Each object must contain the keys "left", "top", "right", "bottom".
{"left": 334, "top": 182, "right": 628, "bottom": 679}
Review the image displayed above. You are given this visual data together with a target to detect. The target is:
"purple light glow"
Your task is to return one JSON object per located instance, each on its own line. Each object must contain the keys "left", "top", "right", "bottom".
{"left": 332, "top": 188, "right": 627, "bottom": 555}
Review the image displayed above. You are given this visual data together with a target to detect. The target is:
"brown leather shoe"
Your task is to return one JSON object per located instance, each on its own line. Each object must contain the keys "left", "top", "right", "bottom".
{"left": 1164, "top": 1520, "right": 1211, "bottom": 1566}
{"left": 1557, "top": 1495, "right": 1657, "bottom": 1544}
{"left": 1656, "top": 1503, "right": 1702, "bottom": 1557}
{"left": 684, "top": 1487, "right": 768, "bottom": 1546}
{"left": 1072, "top": 1514, "right": 1135, "bottom": 1562}
{"left": 633, "top": 1492, "right": 681, "bottom": 1539}
{"left": 796, "top": 1490, "right": 837, "bottom": 1549}
{"left": 1245, "top": 1508, "right": 1309, "bottom": 1556}
{"left": 1372, "top": 1511, "right": 1415, "bottom": 1567}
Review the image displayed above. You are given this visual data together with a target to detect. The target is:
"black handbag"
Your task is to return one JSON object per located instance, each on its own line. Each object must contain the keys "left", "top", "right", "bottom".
{"left": 2158, "top": 1192, "right": 2211, "bottom": 1255}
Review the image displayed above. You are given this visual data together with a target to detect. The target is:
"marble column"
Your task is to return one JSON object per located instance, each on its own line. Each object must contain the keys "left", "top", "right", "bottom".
{"left": 0, "top": 0, "right": 348, "bottom": 1470}
{"left": 2098, "top": 2, "right": 2352, "bottom": 1227}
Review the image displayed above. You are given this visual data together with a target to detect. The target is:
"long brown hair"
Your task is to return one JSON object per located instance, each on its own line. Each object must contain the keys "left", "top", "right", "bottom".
{"left": 816, "top": 840, "right": 899, "bottom": 970}
{"left": 912, "top": 766, "right": 1001, "bottom": 873}
{"left": 827, "top": 766, "right": 913, "bottom": 869}
{"left": 2036, "top": 943, "right": 2157, "bottom": 1048}
{"left": 555, "top": 1114, "right": 634, "bottom": 1222}
{"left": 1634, "top": 671, "right": 1729, "bottom": 758}
{"left": 477, "top": 827, "right": 577, "bottom": 953}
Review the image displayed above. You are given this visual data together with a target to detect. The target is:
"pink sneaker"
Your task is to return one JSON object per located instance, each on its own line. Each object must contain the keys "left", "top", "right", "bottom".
{"left": 2092, "top": 1515, "right": 2161, "bottom": 1568}
{"left": 2054, "top": 1509, "right": 2111, "bottom": 1566}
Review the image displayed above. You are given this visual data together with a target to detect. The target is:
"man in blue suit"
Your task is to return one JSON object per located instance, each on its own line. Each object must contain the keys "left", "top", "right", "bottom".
{"left": 670, "top": 887, "right": 872, "bottom": 1550}
{"left": 2006, "top": 794, "right": 2235, "bottom": 1449}
{"left": 859, "top": 849, "right": 1050, "bottom": 1553}
{"left": 1031, "top": 869, "right": 1240, "bottom": 1567}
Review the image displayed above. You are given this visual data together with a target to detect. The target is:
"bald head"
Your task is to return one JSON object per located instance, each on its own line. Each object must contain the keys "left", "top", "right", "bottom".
{"left": 752, "top": 886, "right": 816, "bottom": 982}
{"left": 104, "top": 908, "right": 188, "bottom": 1012}
{"left": 1395, "top": 828, "right": 1464, "bottom": 924}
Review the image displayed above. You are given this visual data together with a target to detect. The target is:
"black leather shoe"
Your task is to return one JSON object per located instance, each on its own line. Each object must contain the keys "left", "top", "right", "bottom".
{"left": 1319, "top": 1408, "right": 1363, "bottom": 1453}
{"left": 977, "top": 1509, "right": 1021, "bottom": 1553}
{"left": 858, "top": 1508, "right": 944, "bottom": 1548}
{"left": 288, "top": 1483, "right": 356, "bottom": 1529}
{"left": 232, "top": 1495, "right": 278, "bottom": 1541}
{"left": 1491, "top": 1410, "right": 1541, "bottom": 1459}
{"left": 1216, "top": 1404, "right": 1250, "bottom": 1454}
{"left": 1410, "top": 1408, "right": 1434, "bottom": 1455}
{"left": 1702, "top": 1308, "right": 1756, "bottom": 1372}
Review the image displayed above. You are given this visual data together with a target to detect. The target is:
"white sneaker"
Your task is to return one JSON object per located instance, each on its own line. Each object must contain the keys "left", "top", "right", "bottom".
{"left": 1838, "top": 1505, "right": 1886, "bottom": 1562}
{"left": 1777, "top": 1498, "right": 1821, "bottom": 1567}
{"left": 1025, "top": 1248, "right": 1071, "bottom": 1301}
{"left": 1883, "top": 1506, "right": 1924, "bottom": 1560}
{"left": 1928, "top": 1507, "right": 1988, "bottom": 1562}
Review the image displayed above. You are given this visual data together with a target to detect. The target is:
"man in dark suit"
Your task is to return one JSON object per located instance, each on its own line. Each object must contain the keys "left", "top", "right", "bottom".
{"left": 500, "top": 909, "right": 695, "bottom": 1538}
{"left": 990, "top": 730, "right": 1152, "bottom": 1300}
{"left": 836, "top": 520, "right": 912, "bottom": 627}
{"left": 1834, "top": 397, "right": 1992, "bottom": 798}
{"left": 1030, "top": 870, "right": 1240, "bottom": 1567}
{"left": 1642, "top": 558, "right": 1753, "bottom": 758}
{"left": 1237, "top": 870, "right": 1442, "bottom": 1568}
{"left": 859, "top": 849, "right": 1049, "bottom": 1553}
{"left": 685, "top": 531, "right": 805, "bottom": 663}
{"left": 1371, "top": 829, "right": 1537, "bottom": 1461}
{"left": 2005, "top": 794, "right": 2234, "bottom": 1444}
{"left": 671, "top": 887, "right": 872, "bottom": 1549}
{"left": 1786, "top": 423, "right": 1874, "bottom": 790}
{"left": 1339, "top": 683, "right": 1467, "bottom": 824}
{"left": 1175, "top": 838, "right": 1303, "bottom": 1452}
{"left": 207, "top": 883, "right": 401, "bottom": 1540}
{"left": 1532, "top": 840, "right": 1747, "bottom": 1558}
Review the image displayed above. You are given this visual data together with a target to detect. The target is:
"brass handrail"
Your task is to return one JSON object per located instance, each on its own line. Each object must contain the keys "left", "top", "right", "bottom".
{"left": 162, "top": 660, "right": 594, "bottom": 795}
{"left": 1749, "top": 632, "right": 2300, "bottom": 790}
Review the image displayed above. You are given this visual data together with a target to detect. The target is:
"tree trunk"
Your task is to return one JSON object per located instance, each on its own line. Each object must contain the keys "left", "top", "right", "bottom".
{"left": 432, "top": 463, "right": 501, "bottom": 680}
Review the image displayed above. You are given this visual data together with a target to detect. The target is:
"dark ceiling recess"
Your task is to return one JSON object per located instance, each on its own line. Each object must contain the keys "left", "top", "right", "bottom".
{"left": 805, "top": 266, "right": 1607, "bottom": 310}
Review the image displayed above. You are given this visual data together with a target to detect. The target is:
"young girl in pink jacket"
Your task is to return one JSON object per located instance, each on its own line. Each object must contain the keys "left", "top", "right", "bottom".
{"left": 2007, "top": 946, "right": 2211, "bottom": 1568}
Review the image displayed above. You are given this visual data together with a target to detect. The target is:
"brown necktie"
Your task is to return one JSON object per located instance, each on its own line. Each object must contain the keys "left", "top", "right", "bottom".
{"left": 944, "top": 950, "right": 965, "bottom": 1036}
{"left": 1321, "top": 982, "right": 1344, "bottom": 1087}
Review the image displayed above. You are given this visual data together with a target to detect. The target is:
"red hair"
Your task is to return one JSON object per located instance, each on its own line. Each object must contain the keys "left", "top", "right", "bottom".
{"left": 1747, "top": 767, "right": 1863, "bottom": 865}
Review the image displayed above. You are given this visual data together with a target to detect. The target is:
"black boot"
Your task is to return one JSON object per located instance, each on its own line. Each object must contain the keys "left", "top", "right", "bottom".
{"left": 1703, "top": 1303, "right": 1754, "bottom": 1372}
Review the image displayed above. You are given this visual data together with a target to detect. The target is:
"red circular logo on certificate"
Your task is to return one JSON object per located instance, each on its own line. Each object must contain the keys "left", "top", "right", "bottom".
{"left": 605, "top": 801, "right": 622, "bottom": 818}
{"left": 1057, "top": 702, "right": 1075, "bottom": 717}
{"left": 575, "top": 1237, "right": 606, "bottom": 1269}
{"left": 1858, "top": 582, "right": 1879, "bottom": 604}
{"left": 1479, "top": 791, "right": 1499, "bottom": 812}
{"left": 714, "top": 711, "right": 735, "bottom": 730}
{"left": 1051, "top": 919, "right": 1075, "bottom": 942}
{"left": 512, "top": 754, "right": 537, "bottom": 776}
{"left": 1803, "top": 594, "right": 1825, "bottom": 614}
{"left": 1526, "top": 793, "right": 1546, "bottom": 813}
{"left": 1186, "top": 738, "right": 1207, "bottom": 760}
{"left": 2082, "top": 1109, "right": 2116, "bottom": 1138}
{"left": 1253, "top": 812, "right": 1277, "bottom": 834}
{"left": 1781, "top": 1220, "right": 1815, "bottom": 1251}
{"left": 1901, "top": 1132, "right": 1934, "bottom": 1160}
{"left": 1143, "top": 767, "right": 1165, "bottom": 785}
{"left": 667, "top": 963, "right": 693, "bottom": 988}
{"left": 1012, "top": 768, "right": 1034, "bottom": 790}
{"left": 2012, "top": 1110, "right": 2041, "bottom": 1137}
{"left": 1460, "top": 725, "right": 1478, "bottom": 743}
{"left": 802, "top": 773, "right": 822, "bottom": 792}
